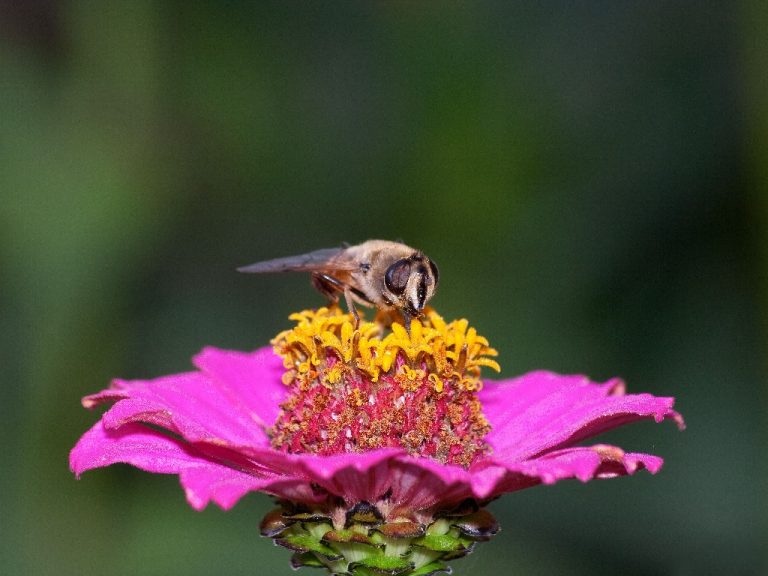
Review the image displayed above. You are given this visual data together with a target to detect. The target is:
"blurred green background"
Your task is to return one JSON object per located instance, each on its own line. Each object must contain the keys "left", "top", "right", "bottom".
{"left": 2, "top": 2, "right": 766, "bottom": 575}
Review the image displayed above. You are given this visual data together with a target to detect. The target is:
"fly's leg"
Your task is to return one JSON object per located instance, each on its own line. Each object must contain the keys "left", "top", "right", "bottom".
{"left": 311, "top": 273, "right": 368, "bottom": 328}
{"left": 311, "top": 273, "right": 341, "bottom": 303}
{"left": 344, "top": 288, "right": 360, "bottom": 328}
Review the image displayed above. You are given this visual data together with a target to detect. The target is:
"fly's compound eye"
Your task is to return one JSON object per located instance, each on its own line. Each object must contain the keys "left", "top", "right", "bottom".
{"left": 385, "top": 259, "right": 411, "bottom": 295}
{"left": 428, "top": 260, "right": 439, "bottom": 288}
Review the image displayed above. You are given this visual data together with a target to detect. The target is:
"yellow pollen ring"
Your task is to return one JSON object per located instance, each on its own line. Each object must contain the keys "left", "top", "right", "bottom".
{"left": 271, "top": 306, "right": 501, "bottom": 393}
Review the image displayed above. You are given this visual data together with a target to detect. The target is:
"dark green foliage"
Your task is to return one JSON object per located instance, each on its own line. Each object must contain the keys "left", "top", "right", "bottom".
{"left": 0, "top": 2, "right": 765, "bottom": 575}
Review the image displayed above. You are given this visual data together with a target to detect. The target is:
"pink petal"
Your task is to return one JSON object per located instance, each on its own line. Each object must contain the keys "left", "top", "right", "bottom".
{"left": 72, "top": 351, "right": 682, "bottom": 514}
{"left": 69, "top": 421, "right": 670, "bottom": 512}
{"left": 70, "top": 421, "right": 268, "bottom": 510}
{"left": 480, "top": 371, "right": 683, "bottom": 460}
{"left": 292, "top": 449, "right": 404, "bottom": 503}
{"left": 192, "top": 346, "right": 287, "bottom": 429}
{"left": 88, "top": 370, "right": 271, "bottom": 448}
{"left": 70, "top": 420, "right": 209, "bottom": 476}
{"left": 240, "top": 445, "right": 663, "bottom": 511}
{"left": 472, "top": 444, "right": 664, "bottom": 499}
{"left": 249, "top": 448, "right": 476, "bottom": 510}
{"left": 180, "top": 466, "right": 267, "bottom": 511}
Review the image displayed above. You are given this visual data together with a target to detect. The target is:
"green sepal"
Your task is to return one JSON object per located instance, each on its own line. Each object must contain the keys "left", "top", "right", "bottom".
{"left": 412, "top": 532, "right": 464, "bottom": 552}
{"left": 374, "top": 521, "right": 425, "bottom": 539}
{"left": 442, "top": 539, "right": 476, "bottom": 560}
{"left": 259, "top": 507, "right": 295, "bottom": 538}
{"left": 276, "top": 534, "right": 341, "bottom": 560}
{"left": 283, "top": 511, "right": 333, "bottom": 524}
{"left": 451, "top": 509, "right": 500, "bottom": 541}
{"left": 349, "top": 553, "right": 414, "bottom": 574}
{"left": 323, "top": 528, "right": 376, "bottom": 546}
{"left": 409, "top": 562, "right": 452, "bottom": 576}
{"left": 290, "top": 552, "right": 327, "bottom": 569}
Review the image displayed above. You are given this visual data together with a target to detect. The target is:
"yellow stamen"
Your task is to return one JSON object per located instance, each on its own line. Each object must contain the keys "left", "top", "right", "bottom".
{"left": 271, "top": 306, "right": 500, "bottom": 393}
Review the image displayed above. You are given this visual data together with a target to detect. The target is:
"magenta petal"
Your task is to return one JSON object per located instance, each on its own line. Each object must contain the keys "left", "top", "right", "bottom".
{"left": 72, "top": 339, "right": 682, "bottom": 514}
{"left": 621, "top": 452, "right": 663, "bottom": 475}
{"left": 70, "top": 420, "right": 212, "bottom": 476}
{"left": 248, "top": 477, "right": 329, "bottom": 504}
{"left": 70, "top": 421, "right": 267, "bottom": 510}
{"left": 192, "top": 346, "right": 287, "bottom": 428}
{"left": 511, "top": 445, "right": 658, "bottom": 484}
{"left": 472, "top": 444, "right": 664, "bottom": 498}
{"left": 94, "top": 370, "right": 270, "bottom": 447}
{"left": 238, "top": 443, "right": 662, "bottom": 509}
{"left": 302, "top": 450, "right": 470, "bottom": 510}
{"left": 179, "top": 466, "right": 268, "bottom": 511}
{"left": 378, "top": 455, "right": 477, "bottom": 509}
{"left": 224, "top": 447, "right": 410, "bottom": 506}
{"left": 481, "top": 371, "right": 682, "bottom": 460}
{"left": 292, "top": 449, "right": 405, "bottom": 503}
{"left": 244, "top": 448, "right": 477, "bottom": 510}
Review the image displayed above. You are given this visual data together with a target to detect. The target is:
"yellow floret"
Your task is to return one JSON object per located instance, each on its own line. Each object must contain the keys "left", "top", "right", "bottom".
{"left": 271, "top": 306, "right": 500, "bottom": 392}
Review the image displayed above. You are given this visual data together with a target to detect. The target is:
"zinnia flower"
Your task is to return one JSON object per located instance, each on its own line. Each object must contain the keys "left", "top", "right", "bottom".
{"left": 71, "top": 307, "right": 683, "bottom": 575}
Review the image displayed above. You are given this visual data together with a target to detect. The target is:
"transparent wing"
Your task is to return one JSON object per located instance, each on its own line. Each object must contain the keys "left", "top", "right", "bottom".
{"left": 237, "top": 247, "right": 355, "bottom": 274}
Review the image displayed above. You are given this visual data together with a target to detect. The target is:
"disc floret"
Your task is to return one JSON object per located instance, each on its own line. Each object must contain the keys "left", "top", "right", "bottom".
{"left": 269, "top": 307, "right": 500, "bottom": 467}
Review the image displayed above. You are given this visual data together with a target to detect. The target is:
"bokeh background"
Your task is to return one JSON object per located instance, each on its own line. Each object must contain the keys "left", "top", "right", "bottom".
{"left": 2, "top": 2, "right": 766, "bottom": 575}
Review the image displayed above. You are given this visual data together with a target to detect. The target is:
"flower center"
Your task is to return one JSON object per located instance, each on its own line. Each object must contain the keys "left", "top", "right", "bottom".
{"left": 268, "top": 306, "right": 500, "bottom": 467}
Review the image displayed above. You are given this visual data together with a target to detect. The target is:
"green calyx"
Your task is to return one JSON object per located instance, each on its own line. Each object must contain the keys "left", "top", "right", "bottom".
{"left": 260, "top": 501, "right": 500, "bottom": 576}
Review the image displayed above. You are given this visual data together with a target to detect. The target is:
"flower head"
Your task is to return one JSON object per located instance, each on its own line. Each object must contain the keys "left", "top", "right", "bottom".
{"left": 71, "top": 307, "right": 683, "bottom": 575}
{"left": 269, "top": 307, "right": 497, "bottom": 467}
